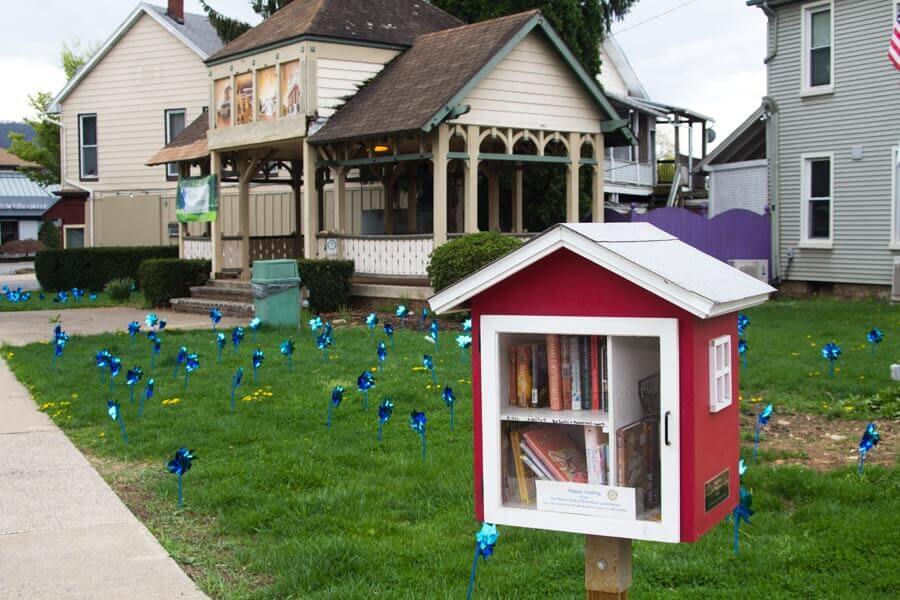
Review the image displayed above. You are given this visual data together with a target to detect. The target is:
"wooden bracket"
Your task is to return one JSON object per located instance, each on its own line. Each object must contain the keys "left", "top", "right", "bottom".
{"left": 585, "top": 535, "right": 632, "bottom": 600}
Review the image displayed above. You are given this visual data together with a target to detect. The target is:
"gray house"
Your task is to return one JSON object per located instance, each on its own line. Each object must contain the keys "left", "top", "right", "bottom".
{"left": 749, "top": 0, "right": 900, "bottom": 294}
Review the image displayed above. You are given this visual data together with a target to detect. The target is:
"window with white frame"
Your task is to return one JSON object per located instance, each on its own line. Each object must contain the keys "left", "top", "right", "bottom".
{"left": 709, "top": 335, "right": 732, "bottom": 413}
{"left": 165, "top": 109, "right": 186, "bottom": 179}
{"left": 78, "top": 114, "right": 98, "bottom": 180}
{"left": 801, "top": 154, "right": 833, "bottom": 244}
{"left": 802, "top": 1, "right": 833, "bottom": 92}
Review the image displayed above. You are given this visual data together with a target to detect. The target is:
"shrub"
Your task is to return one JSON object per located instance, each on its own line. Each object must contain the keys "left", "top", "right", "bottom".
{"left": 139, "top": 259, "right": 210, "bottom": 307}
{"left": 38, "top": 221, "right": 60, "bottom": 249}
{"left": 427, "top": 232, "right": 523, "bottom": 292}
{"left": 35, "top": 246, "right": 178, "bottom": 292}
{"left": 297, "top": 259, "right": 354, "bottom": 313}
{"left": 104, "top": 277, "right": 134, "bottom": 302}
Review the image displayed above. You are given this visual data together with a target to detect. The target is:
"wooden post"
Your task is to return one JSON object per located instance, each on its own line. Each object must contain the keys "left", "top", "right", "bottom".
{"left": 487, "top": 165, "right": 500, "bottom": 231}
{"left": 177, "top": 162, "right": 189, "bottom": 258}
{"left": 432, "top": 124, "right": 449, "bottom": 247}
{"left": 291, "top": 159, "right": 302, "bottom": 248}
{"left": 406, "top": 162, "right": 418, "bottom": 234}
{"left": 512, "top": 166, "right": 524, "bottom": 233}
{"left": 333, "top": 166, "right": 347, "bottom": 233}
{"left": 592, "top": 134, "right": 605, "bottom": 223}
{"left": 302, "top": 138, "right": 318, "bottom": 259}
{"left": 238, "top": 152, "right": 252, "bottom": 281}
{"left": 567, "top": 132, "right": 581, "bottom": 223}
{"left": 209, "top": 150, "right": 223, "bottom": 279}
{"left": 464, "top": 124, "right": 480, "bottom": 233}
{"left": 585, "top": 536, "right": 632, "bottom": 600}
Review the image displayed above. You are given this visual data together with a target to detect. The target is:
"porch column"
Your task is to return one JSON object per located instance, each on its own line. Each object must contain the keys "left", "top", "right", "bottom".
{"left": 592, "top": 134, "right": 605, "bottom": 223}
{"left": 464, "top": 124, "right": 480, "bottom": 233}
{"left": 209, "top": 150, "right": 223, "bottom": 278}
{"left": 291, "top": 159, "right": 302, "bottom": 250}
{"left": 432, "top": 124, "right": 449, "bottom": 246}
{"left": 238, "top": 153, "right": 252, "bottom": 280}
{"left": 333, "top": 166, "right": 347, "bottom": 233}
{"left": 566, "top": 132, "right": 581, "bottom": 223}
{"left": 302, "top": 138, "right": 318, "bottom": 259}
{"left": 512, "top": 166, "right": 524, "bottom": 233}
{"left": 177, "top": 162, "right": 189, "bottom": 259}
{"left": 487, "top": 166, "right": 500, "bottom": 231}
{"left": 406, "top": 163, "right": 418, "bottom": 234}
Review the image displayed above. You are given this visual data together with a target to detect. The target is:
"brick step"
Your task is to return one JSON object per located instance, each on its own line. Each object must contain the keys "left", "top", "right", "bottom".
{"left": 208, "top": 279, "right": 252, "bottom": 290}
{"left": 189, "top": 285, "right": 254, "bottom": 302}
{"left": 169, "top": 297, "right": 254, "bottom": 318}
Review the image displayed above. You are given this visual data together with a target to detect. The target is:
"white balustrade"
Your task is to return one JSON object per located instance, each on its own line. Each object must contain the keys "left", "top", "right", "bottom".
{"left": 604, "top": 158, "right": 654, "bottom": 187}
{"left": 341, "top": 236, "right": 434, "bottom": 277}
{"left": 183, "top": 238, "right": 212, "bottom": 260}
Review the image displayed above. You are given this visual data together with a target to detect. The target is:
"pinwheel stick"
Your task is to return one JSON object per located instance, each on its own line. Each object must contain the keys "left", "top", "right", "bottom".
{"left": 858, "top": 453, "right": 868, "bottom": 476}
{"left": 363, "top": 390, "right": 369, "bottom": 411}
{"left": 138, "top": 395, "right": 146, "bottom": 418}
{"left": 217, "top": 346, "right": 222, "bottom": 364}
{"left": 753, "top": 426, "right": 761, "bottom": 462}
{"left": 177, "top": 473, "right": 184, "bottom": 507}
{"left": 129, "top": 387, "right": 135, "bottom": 405}
{"left": 732, "top": 510, "right": 741, "bottom": 554}
{"left": 117, "top": 415, "right": 128, "bottom": 445}
{"left": 430, "top": 368, "right": 437, "bottom": 385}
{"left": 230, "top": 386, "right": 237, "bottom": 412}
{"left": 450, "top": 405, "right": 455, "bottom": 431}
{"left": 420, "top": 433, "right": 427, "bottom": 461}
{"left": 327, "top": 404, "right": 334, "bottom": 429}
{"left": 377, "top": 421, "right": 384, "bottom": 443}
{"left": 466, "top": 543, "right": 480, "bottom": 600}
{"left": 184, "top": 371, "right": 190, "bottom": 391}
{"left": 253, "top": 365, "right": 258, "bottom": 384}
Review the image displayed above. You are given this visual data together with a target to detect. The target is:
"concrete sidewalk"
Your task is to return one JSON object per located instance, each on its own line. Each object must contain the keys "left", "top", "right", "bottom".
{"left": 0, "top": 359, "right": 207, "bottom": 599}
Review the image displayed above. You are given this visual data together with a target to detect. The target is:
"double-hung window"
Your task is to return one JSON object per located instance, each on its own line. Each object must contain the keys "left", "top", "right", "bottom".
{"left": 78, "top": 114, "right": 98, "bottom": 180}
{"left": 165, "top": 109, "right": 186, "bottom": 179}
{"left": 709, "top": 336, "right": 732, "bottom": 413}
{"left": 801, "top": 153, "right": 834, "bottom": 246}
{"left": 802, "top": 1, "right": 833, "bottom": 94}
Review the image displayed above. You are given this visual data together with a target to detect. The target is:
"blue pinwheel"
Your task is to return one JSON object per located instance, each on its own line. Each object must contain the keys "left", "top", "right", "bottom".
{"left": 89, "top": 293, "right": 97, "bottom": 301}
{"left": 738, "top": 339, "right": 749, "bottom": 368}
{"left": 249, "top": 317, "right": 261, "bottom": 341}
{"left": 166, "top": 447, "right": 195, "bottom": 508}
{"left": 71, "top": 288, "right": 83, "bottom": 302}
{"left": 410, "top": 410, "right": 427, "bottom": 460}
{"left": 216, "top": 332, "right": 226, "bottom": 363}
{"left": 95, "top": 349, "right": 112, "bottom": 383}
{"left": 423, "top": 354, "right": 436, "bottom": 385}
{"left": 366, "top": 312, "right": 378, "bottom": 339}
{"left": 421, "top": 307, "right": 429, "bottom": 327}
{"left": 126, "top": 367, "right": 143, "bottom": 404}
{"left": 184, "top": 353, "right": 199, "bottom": 391}
{"left": 737, "top": 313, "right": 750, "bottom": 336}
{"left": 309, "top": 315, "right": 324, "bottom": 341}
{"left": 443, "top": 386, "right": 457, "bottom": 431}
{"left": 395, "top": 304, "right": 409, "bottom": 328}
{"left": 857, "top": 423, "right": 881, "bottom": 476}
{"left": 821, "top": 342, "right": 842, "bottom": 377}
{"left": 232, "top": 326, "right": 245, "bottom": 353}
{"left": 139, "top": 378, "right": 154, "bottom": 418}
{"left": 462, "top": 318, "right": 472, "bottom": 333}
{"left": 428, "top": 319, "right": 439, "bottom": 350}
{"left": 866, "top": 327, "right": 884, "bottom": 355}
{"left": 457, "top": 334, "right": 473, "bottom": 362}
{"left": 753, "top": 404, "right": 773, "bottom": 461}
{"left": 51, "top": 327, "right": 69, "bottom": 368}
{"left": 377, "top": 398, "right": 394, "bottom": 443}
{"left": 107, "top": 399, "right": 127, "bottom": 444}
{"left": 317, "top": 331, "right": 333, "bottom": 361}
{"left": 145, "top": 313, "right": 159, "bottom": 329}
{"left": 467, "top": 523, "right": 499, "bottom": 600}
{"left": 158, "top": 319, "right": 167, "bottom": 331}
{"left": 148, "top": 332, "right": 162, "bottom": 368}
{"left": 383, "top": 322, "right": 395, "bottom": 348}
{"left": 280, "top": 339, "right": 295, "bottom": 371}
{"left": 251, "top": 349, "right": 264, "bottom": 383}
{"left": 128, "top": 321, "right": 141, "bottom": 345}
{"left": 54, "top": 290, "right": 68, "bottom": 304}
{"left": 732, "top": 459, "right": 753, "bottom": 555}
{"left": 173, "top": 346, "right": 188, "bottom": 379}
{"left": 210, "top": 307, "right": 222, "bottom": 329}
{"left": 358, "top": 370, "right": 375, "bottom": 410}
{"left": 108, "top": 356, "right": 122, "bottom": 394}
{"left": 377, "top": 341, "right": 387, "bottom": 370}
{"left": 230, "top": 367, "right": 243, "bottom": 411}
{"left": 327, "top": 386, "right": 344, "bottom": 429}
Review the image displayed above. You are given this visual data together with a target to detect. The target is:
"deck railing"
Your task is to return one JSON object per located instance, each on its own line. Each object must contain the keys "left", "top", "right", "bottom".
{"left": 336, "top": 234, "right": 434, "bottom": 277}
{"left": 604, "top": 158, "right": 655, "bottom": 187}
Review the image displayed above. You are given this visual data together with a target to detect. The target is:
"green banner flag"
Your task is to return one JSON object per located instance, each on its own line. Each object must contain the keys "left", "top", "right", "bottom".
{"left": 176, "top": 175, "right": 218, "bottom": 222}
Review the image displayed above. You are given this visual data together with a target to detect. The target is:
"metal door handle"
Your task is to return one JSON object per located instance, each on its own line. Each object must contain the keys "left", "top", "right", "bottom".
{"left": 664, "top": 411, "right": 672, "bottom": 446}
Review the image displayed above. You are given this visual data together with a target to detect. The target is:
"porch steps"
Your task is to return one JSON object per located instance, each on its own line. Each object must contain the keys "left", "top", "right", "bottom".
{"left": 169, "top": 280, "right": 254, "bottom": 318}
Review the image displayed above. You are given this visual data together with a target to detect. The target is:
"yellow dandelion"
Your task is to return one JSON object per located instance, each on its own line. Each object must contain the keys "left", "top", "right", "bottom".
{"left": 843, "top": 405, "right": 854, "bottom": 412}
{"left": 791, "top": 352, "right": 799, "bottom": 357}
{"left": 834, "top": 368, "right": 840, "bottom": 373}
{"left": 71, "top": 393, "right": 78, "bottom": 399}
{"left": 6, "top": 352, "right": 13, "bottom": 359}
{"left": 99, "top": 432, "right": 105, "bottom": 438}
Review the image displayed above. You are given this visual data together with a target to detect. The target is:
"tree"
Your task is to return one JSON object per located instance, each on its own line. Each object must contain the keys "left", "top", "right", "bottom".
{"left": 200, "top": 0, "right": 296, "bottom": 44}
{"left": 7, "top": 41, "right": 95, "bottom": 186}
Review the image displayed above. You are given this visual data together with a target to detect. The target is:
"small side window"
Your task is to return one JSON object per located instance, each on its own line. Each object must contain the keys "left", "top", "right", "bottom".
{"left": 709, "top": 335, "right": 732, "bottom": 413}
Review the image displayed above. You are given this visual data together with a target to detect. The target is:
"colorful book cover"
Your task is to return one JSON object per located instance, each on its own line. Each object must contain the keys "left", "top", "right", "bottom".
{"left": 616, "top": 420, "right": 650, "bottom": 510}
{"left": 600, "top": 338, "right": 609, "bottom": 411}
{"left": 508, "top": 346, "right": 517, "bottom": 406}
{"left": 530, "top": 343, "right": 549, "bottom": 408}
{"left": 590, "top": 336, "right": 601, "bottom": 411}
{"left": 521, "top": 425, "right": 589, "bottom": 483}
{"left": 509, "top": 429, "right": 532, "bottom": 504}
{"left": 560, "top": 337, "right": 573, "bottom": 410}
{"left": 642, "top": 418, "right": 660, "bottom": 514}
{"left": 584, "top": 425, "right": 607, "bottom": 485}
{"left": 580, "top": 336, "right": 592, "bottom": 410}
{"left": 569, "top": 336, "right": 582, "bottom": 411}
{"left": 546, "top": 335, "right": 563, "bottom": 411}
{"left": 515, "top": 345, "right": 533, "bottom": 408}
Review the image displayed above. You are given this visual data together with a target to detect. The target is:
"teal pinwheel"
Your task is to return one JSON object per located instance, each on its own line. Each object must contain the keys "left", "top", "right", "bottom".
{"left": 128, "top": 321, "right": 141, "bottom": 345}
{"left": 857, "top": 423, "right": 880, "bottom": 476}
{"left": 384, "top": 323, "right": 395, "bottom": 348}
{"left": 148, "top": 332, "right": 162, "bottom": 368}
{"left": 216, "top": 332, "right": 226, "bottom": 363}
{"left": 126, "top": 367, "right": 143, "bottom": 404}
{"left": 753, "top": 404, "right": 773, "bottom": 461}
{"left": 184, "top": 353, "right": 199, "bottom": 390}
{"left": 309, "top": 315, "right": 324, "bottom": 341}
{"left": 252, "top": 349, "right": 264, "bottom": 382}
{"left": 139, "top": 378, "right": 154, "bottom": 417}
{"left": 210, "top": 307, "right": 222, "bottom": 329}
{"left": 738, "top": 339, "right": 749, "bottom": 368}
{"left": 166, "top": 447, "right": 195, "bottom": 507}
{"left": 467, "top": 523, "right": 499, "bottom": 599}
{"left": 737, "top": 313, "right": 750, "bottom": 336}
{"left": 89, "top": 293, "right": 97, "bottom": 301}
{"left": 280, "top": 339, "right": 295, "bottom": 371}
{"left": 230, "top": 367, "right": 243, "bottom": 411}
{"left": 396, "top": 304, "right": 409, "bottom": 327}
{"left": 732, "top": 459, "right": 753, "bottom": 555}
{"left": 423, "top": 354, "right": 436, "bottom": 385}
{"left": 462, "top": 318, "right": 472, "bottom": 333}
{"left": 317, "top": 331, "right": 333, "bottom": 361}
{"left": 366, "top": 312, "right": 378, "bottom": 339}
{"left": 866, "top": 328, "right": 884, "bottom": 355}
{"left": 443, "top": 386, "right": 456, "bottom": 430}
{"left": 145, "top": 313, "right": 159, "bottom": 329}
{"left": 327, "top": 386, "right": 344, "bottom": 429}
{"left": 377, "top": 341, "right": 387, "bottom": 369}
{"left": 457, "top": 333, "right": 473, "bottom": 362}
{"left": 52, "top": 326, "right": 69, "bottom": 367}
{"left": 377, "top": 398, "right": 393, "bottom": 443}
{"left": 173, "top": 346, "right": 188, "bottom": 379}
{"left": 358, "top": 370, "right": 375, "bottom": 410}
{"left": 108, "top": 356, "right": 122, "bottom": 394}
{"left": 107, "top": 399, "right": 127, "bottom": 444}
{"left": 232, "top": 326, "right": 245, "bottom": 353}
{"left": 821, "top": 342, "right": 842, "bottom": 377}
{"left": 421, "top": 307, "right": 429, "bottom": 326}
{"left": 428, "top": 319, "right": 439, "bottom": 350}
{"left": 410, "top": 410, "right": 427, "bottom": 460}
{"left": 95, "top": 349, "right": 112, "bottom": 383}
{"left": 249, "top": 317, "right": 261, "bottom": 341}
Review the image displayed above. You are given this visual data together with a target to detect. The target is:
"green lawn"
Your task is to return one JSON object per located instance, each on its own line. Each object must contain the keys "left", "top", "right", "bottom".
{"left": 0, "top": 290, "right": 138, "bottom": 311}
{"left": 4, "top": 300, "right": 898, "bottom": 598}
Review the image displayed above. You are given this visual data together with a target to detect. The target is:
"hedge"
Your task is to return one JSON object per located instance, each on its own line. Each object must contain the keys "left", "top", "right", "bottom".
{"left": 139, "top": 259, "right": 210, "bottom": 307}
{"left": 35, "top": 246, "right": 178, "bottom": 292}
{"left": 427, "top": 232, "right": 523, "bottom": 292}
{"left": 297, "top": 259, "right": 354, "bottom": 313}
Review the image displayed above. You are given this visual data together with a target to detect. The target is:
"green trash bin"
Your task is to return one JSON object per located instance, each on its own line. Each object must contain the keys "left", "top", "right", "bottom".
{"left": 251, "top": 259, "right": 300, "bottom": 328}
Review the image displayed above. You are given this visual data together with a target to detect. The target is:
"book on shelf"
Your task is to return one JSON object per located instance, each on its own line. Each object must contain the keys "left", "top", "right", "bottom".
{"left": 615, "top": 418, "right": 660, "bottom": 515}
{"left": 509, "top": 429, "right": 532, "bottom": 504}
{"left": 580, "top": 335, "right": 592, "bottom": 410}
{"left": 507, "top": 347, "right": 517, "bottom": 406}
{"left": 520, "top": 425, "right": 589, "bottom": 483}
{"left": 584, "top": 425, "right": 608, "bottom": 485}
{"left": 546, "top": 335, "right": 563, "bottom": 411}
{"left": 559, "top": 338, "right": 573, "bottom": 410}
{"left": 590, "top": 336, "right": 600, "bottom": 411}
{"left": 530, "top": 343, "right": 549, "bottom": 409}
{"left": 569, "top": 336, "right": 582, "bottom": 411}
{"left": 515, "top": 345, "right": 533, "bottom": 408}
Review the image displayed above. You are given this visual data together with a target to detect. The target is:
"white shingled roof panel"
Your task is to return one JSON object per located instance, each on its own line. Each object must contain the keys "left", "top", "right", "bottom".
{"left": 562, "top": 222, "right": 675, "bottom": 243}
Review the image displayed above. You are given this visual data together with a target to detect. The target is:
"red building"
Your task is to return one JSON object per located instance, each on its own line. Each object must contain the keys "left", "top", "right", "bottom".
{"left": 429, "top": 223, "right": 774, "bottom": 543}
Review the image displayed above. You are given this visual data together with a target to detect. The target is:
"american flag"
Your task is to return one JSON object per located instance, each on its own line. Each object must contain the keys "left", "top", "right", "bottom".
{"left": 890, "top": 12, "right": 900, "bottom": 70}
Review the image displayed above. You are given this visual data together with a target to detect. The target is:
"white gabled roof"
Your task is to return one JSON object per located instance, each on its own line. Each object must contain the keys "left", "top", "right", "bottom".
{"left": 429, "top": 223, "right": 775, "bottom": 319}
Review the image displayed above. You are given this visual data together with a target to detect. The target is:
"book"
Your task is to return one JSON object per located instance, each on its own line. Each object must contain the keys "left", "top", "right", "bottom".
{"left": 560, "top": 337, "right": 573, "bottom": 410}
{"left": 642, "top": 418, "right": 660, "bottom": 514}
{"left": 515, "top": 345, "right": 533, "bottom": 408}
{"left": 521, "top": 425, "right": 589, "bottom": 483}
{"left": 580, "top": 336, "right": 592, "bottom": 410}
{"left": 599, "top": 337, "right": 609, "bottom": 411}
{"left": 509, "top": 429, "right": 532, "bottom": 504}
{"left": 590, "top": 336, "right": 601, "bottom": 411}
{"left": 584, "top": 425, "right": 607, "bottom": 484}
{"left": 507, "top": 346, "right": 517, "bottom": 406}
{"left": 519, "top": 442, "right": 554, "bottom": 480}
{"left": 546, "top": 335, "right": 563, "bottom": 411}
{"left": 616, "top": 420, "right": 651, "bottom": 513}
{"left": 530, "top": 343, "right": 549, "bottom": 408}
{"left": 569, "top": 336, "right": 582, "bottom": 411}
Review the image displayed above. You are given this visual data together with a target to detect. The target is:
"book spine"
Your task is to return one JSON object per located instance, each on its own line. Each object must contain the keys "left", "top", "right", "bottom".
{"left": 584, "top": 425, "right": 605, "bottom": 485}
{"left": 600, "top": 338, "right": 609, "bottom": 412}
{"left": 590, "top": 336, "right": 600, "bottom": 411}
{"left": 546, "top": 335, "right": 562, "bottom": 411}
{"left": 580, "top": 336, "right": 592, "bottom": 410}
{"left": 509, "top": 430, "right": 531, "bottom": 505}
{"left": 569, "top": 336, "right": 581, "bottom": 411}
{"left": 616, "top": 427, "right": 625, "bottom": 486}
{"left": 531, "top": 343, "right": 548, "bottom": 408}
{"left": 508, "top": 346, "right": 517, "bottom": 406}
{"left": 560, "top": 336, "right": 573, "bottom": 410}
{"left": 515, "top": 346, "right": 533, "bottom": 408}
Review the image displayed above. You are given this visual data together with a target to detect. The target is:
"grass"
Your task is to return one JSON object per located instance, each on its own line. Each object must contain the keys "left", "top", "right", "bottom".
{"left": 4, "top": 300, "right": 898, "bottom": 598}
{"left": 0, "top": 290, "right": 139, "bottom": 312}
{"left": 742, "top": 299, "right": 900, "bottom": 419}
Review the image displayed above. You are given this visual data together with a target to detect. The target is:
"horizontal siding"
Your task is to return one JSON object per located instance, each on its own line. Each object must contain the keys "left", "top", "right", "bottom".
{"left": 60, "top": 14, "right": 210, "bottom": 192}
{"left": 453, "top": 31, "right": 604, "bottom": 133}
{"left": 598, "top": 44, "right": 630, "bottom": 97}
{"left": 317, "top": 58, "right": 386, "bottom": 118}
{"left": 769, "top": 0, "right": 900, "bottom": 285}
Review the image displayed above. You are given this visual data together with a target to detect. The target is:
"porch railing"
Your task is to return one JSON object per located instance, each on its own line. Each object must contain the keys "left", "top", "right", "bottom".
{"left": 604, "top": 158, "right": 654, "bottom": 187}
{"left": 184, "top": 235, "right": 302, "bottom": 270}
{"left": 183, "top": 237, "right": 212, "bottom": 260}
{"left": 337, "top": 234, "right": 434, "bottom": 277}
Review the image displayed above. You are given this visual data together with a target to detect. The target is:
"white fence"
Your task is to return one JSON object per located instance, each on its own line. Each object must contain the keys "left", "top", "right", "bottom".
{"left": 340, "top": 235, "right": 434, "bottom": 277}
{"left": 604, "top": 158, "right": 655, "bottom": 187}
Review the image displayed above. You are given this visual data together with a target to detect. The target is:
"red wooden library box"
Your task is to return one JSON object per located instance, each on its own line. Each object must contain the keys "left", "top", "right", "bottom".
{"left": 429, "top": 223, "right": 774, "bottom": 543}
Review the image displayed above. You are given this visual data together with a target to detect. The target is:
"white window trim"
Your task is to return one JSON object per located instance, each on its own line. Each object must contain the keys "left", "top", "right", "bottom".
{"left": 78, "top": 114, "right": 98, "bottom": 180}
{"left": 799, "top": 0, "right": 835, "bottom": 97}
{"left": 62, "top": 225, "right": 86, "bottom": 249}
{"left": 799, "top": 152, "right": 835, "bottom": 249}
{"left": 891, "top": 146, "right": 900, "bottom": 250}
{"left": 165, "top": 108, "right": 187, "bottom": 178}
{"left": 709, "top": 335, "right": 732, "bottom": 413}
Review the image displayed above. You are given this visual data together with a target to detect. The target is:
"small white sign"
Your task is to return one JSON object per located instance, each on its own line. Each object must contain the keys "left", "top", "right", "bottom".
{"left": 536, "top": 481, "right": 637, "bottom": 520}
{"left": 325, "top": 238, "right": 338, "bottom": 256}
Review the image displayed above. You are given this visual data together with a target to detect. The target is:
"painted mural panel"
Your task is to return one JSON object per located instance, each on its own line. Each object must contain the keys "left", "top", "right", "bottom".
{"left": 235, "top": 72, "right": 254, "bottom": 125}
{"left": 214, "top": 78, "right": 232, "bottom": 129}
{"left": 281, "top": 61, "right": 302, "bottom": 117}
{"left": 257, "top": 66, "right": 277, "bottom": 122}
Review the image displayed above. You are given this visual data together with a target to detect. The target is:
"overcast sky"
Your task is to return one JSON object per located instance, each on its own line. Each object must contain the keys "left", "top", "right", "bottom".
{"left": 1, "top": 0, "right": 767, "bottom": 144}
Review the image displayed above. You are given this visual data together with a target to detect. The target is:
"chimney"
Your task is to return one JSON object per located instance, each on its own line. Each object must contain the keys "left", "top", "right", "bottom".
{"left": 167, "top": 0, "right": 184, "bottom": 24}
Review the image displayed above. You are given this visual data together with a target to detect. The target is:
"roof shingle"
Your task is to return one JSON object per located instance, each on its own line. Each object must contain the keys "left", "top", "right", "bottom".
{"left": 145, "top": 114, "right": 210, "bottom": 166}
